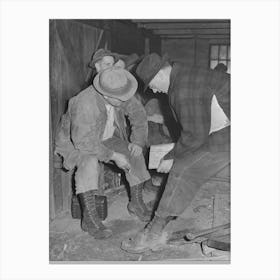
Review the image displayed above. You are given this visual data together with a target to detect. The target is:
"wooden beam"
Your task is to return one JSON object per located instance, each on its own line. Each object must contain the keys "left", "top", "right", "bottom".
{"left": 160, "top": 34, "right": 230, "bottom": 39}
{"left": 153, "top": 28, "right": 230, "bottom": 35}
{"left": 160, "top": 35, "right": 195, "bottom": 39}
{"left": 137, "top": 22, "right": 230, "bottom": 29}
{"left": 132, "top": 19, "right": 230, "bottom": 23}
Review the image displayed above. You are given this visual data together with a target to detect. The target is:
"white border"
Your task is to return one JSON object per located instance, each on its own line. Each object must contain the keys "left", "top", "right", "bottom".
{"left": 1, "top": 0, "right": 280, "bottom": 279}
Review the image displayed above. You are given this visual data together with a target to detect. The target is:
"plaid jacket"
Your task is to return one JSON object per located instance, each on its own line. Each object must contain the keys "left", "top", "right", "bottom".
{"left": 55, "top": 85, "right": 148, "bottom": 170}
{"left": 164, "top": 63, "right": 230, "bottom": 160}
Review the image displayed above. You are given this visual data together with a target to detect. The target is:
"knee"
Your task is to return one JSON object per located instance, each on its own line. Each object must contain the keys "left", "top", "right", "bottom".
{"left": 78, "top": 155, "right": 99, "bottom": 170}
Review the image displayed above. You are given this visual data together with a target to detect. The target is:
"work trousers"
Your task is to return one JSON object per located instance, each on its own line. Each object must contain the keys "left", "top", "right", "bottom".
{"left": 156, "top": 129, "right": 230, "bottom": 218}
{"left": 75, "top": 135, "right": 150, "bottom": 194}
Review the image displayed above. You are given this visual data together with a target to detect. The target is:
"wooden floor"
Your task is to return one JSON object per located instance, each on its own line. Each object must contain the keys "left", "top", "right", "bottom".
{"left": 49, "top": 179, "right": 230, "bottom": 262}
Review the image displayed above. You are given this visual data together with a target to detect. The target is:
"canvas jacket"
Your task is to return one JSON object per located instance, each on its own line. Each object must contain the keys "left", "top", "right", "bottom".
{"left": 164, "top": 63, "right": 230, "bottom": 160}
{"left": 55, "top": 85, "right": 148, "bottom": 170}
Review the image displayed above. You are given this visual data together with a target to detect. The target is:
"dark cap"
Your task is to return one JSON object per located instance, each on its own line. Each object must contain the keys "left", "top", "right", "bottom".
{"left": 214, "top": 63, "right": 228, "bottom": 73}
{"left": 136, "top": 53, "right": 169, "bottom": 91}
{"left": 88, "top": 49, "right": 116, "bottom": 69}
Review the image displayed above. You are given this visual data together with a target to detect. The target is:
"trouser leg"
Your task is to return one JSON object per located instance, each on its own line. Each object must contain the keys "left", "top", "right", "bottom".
{"left": 102, "top": 136, "right": 151, "bottom": 186}
{"left": 103, "top": 136, "right": 152, "bottom": 222}
{"left": 156, "top": 149, "right": 230, "bottom": 218}
{"left": 75, "top": 155, "right": 99, "bottom": 195}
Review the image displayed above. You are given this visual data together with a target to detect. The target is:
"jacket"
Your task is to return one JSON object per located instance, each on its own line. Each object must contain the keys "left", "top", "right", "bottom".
{"left": 55, "top": 85, "right": 148, "bottom": 170}
{"left": 165, "top": 63, "right": 230, "bottom": 160}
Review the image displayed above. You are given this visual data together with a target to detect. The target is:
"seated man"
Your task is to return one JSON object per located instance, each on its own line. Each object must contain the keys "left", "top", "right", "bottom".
{"left": 121, "top": 53, "right": 230, "bottom": 253}
{"left": 55, "top": 67, "right": 152, "bottom": 239}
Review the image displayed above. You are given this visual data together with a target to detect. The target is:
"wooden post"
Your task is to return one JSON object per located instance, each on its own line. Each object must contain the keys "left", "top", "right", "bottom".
{"left": 145, "top": 37, "right": 150, "bottom": 55}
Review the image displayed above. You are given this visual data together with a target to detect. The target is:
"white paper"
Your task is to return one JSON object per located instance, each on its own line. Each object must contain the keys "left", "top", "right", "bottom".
{"left": 148, "top": 143, "right": 175, "bottom": 169}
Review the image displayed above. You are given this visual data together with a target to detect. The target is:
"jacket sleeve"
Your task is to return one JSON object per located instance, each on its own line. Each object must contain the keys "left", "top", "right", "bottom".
{"left": 69, "top": 96, "right": 114, "bottom": 162}
{"left": 164, "top": 82, "right": 209, "bottom": 160}
{"left": 164, "top": 103, "right": 209, "bottom": 160}
{"left": 123, "top": 96, "right": 148, "bottom": 148}
{"left": 164, "top": 70, "right": 230, "bottom": 160}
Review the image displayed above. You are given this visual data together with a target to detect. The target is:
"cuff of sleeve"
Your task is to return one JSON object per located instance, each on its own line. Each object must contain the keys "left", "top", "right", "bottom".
{"left": 101, "top": 149, "right": 114, "bottom": 163}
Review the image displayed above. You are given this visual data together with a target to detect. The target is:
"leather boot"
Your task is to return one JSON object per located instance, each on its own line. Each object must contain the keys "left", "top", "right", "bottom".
{"left": 121, "top": 215, "right": 171, "bottom": 253}
{"left": 127, "top": 183, "right": 152, "bottom": 222}
{"left": 72, "top": 194, "right": 108, "bottom": 221}
{"left": 78, "top": 190, "right": 112, "bottom": 239}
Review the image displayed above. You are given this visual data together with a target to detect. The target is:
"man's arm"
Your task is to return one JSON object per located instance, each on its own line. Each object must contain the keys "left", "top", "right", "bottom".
{"left": 123, "top": 96, "right": 148, "bottom": 148}
{"left": 164, "top": 77, "right": 210, "bottom": 160}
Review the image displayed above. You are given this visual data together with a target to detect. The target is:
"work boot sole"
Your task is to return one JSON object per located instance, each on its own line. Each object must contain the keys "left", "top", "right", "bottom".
{"left": 81, "top": 220, "right": 113, "bottom": 239}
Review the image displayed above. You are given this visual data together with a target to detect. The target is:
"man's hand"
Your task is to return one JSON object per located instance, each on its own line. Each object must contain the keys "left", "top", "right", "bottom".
{"left": 147, "top": 113, "right": 164, "bottom": 124}
{"left": 157, "top": 159, "right": 174, "bottom": 173}
{"left": 128, "top": 143, "right": 143, "bottom": 157}
{"left": 111, "top": 152, "right": 131, "bottom": 171}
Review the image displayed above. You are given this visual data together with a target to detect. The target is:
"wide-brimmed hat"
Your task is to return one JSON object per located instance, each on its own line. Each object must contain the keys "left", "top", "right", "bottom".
{"left": 136, "top": 53, "right": 169, "bottom": 91}
{"left": 114, "top": 53, "right": 144, "bottom": 70}
{"left": 93, "top": 67, "right": 138, "bottom": 101}
{"left": 88, "top": 49, "right": 117, "bottom": 69}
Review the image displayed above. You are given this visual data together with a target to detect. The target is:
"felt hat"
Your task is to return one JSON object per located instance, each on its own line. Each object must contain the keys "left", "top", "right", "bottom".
{"left": 136, "top": 53, "right": 169, "bottom": 91}
{"left": 93, "top": 67, "right": 138, "bottom": 101}
{"left": 88, "top": 49, "right": 116, "bottom": 69}
{"left": 114, "top": 53, "right": 144, "bottom": 70}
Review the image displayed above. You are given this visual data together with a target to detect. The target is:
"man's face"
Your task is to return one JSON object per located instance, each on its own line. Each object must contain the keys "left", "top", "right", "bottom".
{"left": 149, "top": 73, "right": 165, "bottom": 93}
{"left": 114, "top": 59, "right": 126, "bottom": 69}
{"left": 103, "top": 95, "right": 124, "bottom": 107}
{"left": 95, "top": 56, "right": 115, "bottom": 73}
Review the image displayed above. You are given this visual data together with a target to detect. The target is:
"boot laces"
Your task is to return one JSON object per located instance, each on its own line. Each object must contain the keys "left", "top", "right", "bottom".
{"left": 133, "top": 184, "right": 149, "bottom": 214}
{"left": 84, "top": 194, "right": 104, "bottom": 229}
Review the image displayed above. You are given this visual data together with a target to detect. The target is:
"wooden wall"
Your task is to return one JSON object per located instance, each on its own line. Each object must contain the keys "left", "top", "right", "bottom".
{"left": 162, "top": 38, "right": 230, "bottom": 68}
{"left": 49, "top": 20, "right": 105, "bottom": 219}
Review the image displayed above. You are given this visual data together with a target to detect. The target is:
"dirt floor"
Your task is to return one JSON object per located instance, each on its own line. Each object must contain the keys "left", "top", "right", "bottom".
{"left": 49, "top": 179, "right": 230, "bottom": 263}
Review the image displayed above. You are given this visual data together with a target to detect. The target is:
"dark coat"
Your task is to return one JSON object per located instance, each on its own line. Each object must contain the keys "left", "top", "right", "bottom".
{"left": 55, "top": 85, "right": 148, "bottom": 170}
{"left": 165, "top": 63, "right": 230, "bottom": 160}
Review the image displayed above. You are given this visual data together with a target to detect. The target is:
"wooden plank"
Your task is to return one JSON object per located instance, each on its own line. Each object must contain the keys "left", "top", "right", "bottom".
{"left": 61, "top": 170, "right": 71, "bottom": 213}
{"left": 138, "top": 22, "right": 230, "bottom": 29}
{"left": 154, "top": 28, "right": 230, "bottom": 35}
{"left": 208, "top": 38, "right": 230, "bottom": 44}
{"left": 49, "top": 87, "right": 55, "bottom": 221}
{"left": 161, "top": 35, "right": 195, "bottom": 39}
{"left": 160, "top": 34, "right": 230, "bottom": 39}
{"left": 132, "top": 19, "right": 230, "bottom": 23}
{"left": 50, "top": 20, "right": 63, "bottom": 216}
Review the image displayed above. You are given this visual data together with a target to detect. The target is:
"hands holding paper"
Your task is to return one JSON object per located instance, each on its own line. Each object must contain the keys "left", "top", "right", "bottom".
{"left": 157, "top": 159, "right": 174, "bottom": 173}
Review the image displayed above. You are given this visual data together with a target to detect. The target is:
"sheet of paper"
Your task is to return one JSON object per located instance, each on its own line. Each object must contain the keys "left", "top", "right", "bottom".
{"left": 148, "top": 143, "right": 175, "bottom": 169}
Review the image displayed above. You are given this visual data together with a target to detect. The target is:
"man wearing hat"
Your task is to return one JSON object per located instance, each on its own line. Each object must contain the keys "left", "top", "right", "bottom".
{"left": 121, "top": 53, "right": 230, "bottom": 253}
{"left": 114, "top": 53, "right": 144, "bottom": 72}
{"left": 85, "top": 48, "right": 117, "bottom": 84}
{"left": 55, "top": 67, "right": 152, "bottom": 239}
